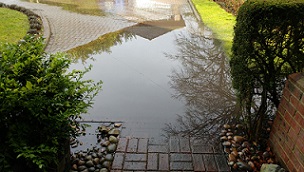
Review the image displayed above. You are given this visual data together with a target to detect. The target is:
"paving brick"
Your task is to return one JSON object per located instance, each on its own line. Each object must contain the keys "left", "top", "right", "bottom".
{"left": 203, "top": 154, "right": 218, "bottom": 171}
{"left": 148, "top": 137, "right": 167, "bottom": 145}
{"left": 170, "top": 162, "right": 193, "bottom": 171}
{"left": 214, "top": 154, "right": 230, "bottom": 171}
{"left": 123, "top": 161, "right": 146, "bottom": 170}
{"left": 127, "top": 138, "right": 138, "bottom": 153}
{"left": 213, "top": 143, "right": 223, "bottom": 153}
{"left": 125, "top": 153, "right": 147, "bottom": 162}
{"left": 170, "top": 136, "right": 180, "bottom": 152}
{"left": 148, "top": 145, "right": 168, "bottom": 153}
{"left": 159, "top": 154, "right": 169, "bottom": 170}
{"left": 180, "top": 138, "right": 191, "bottom": 153}
{"left": 116, "top": 138, "right": 128, "bottom": 152}
{"left": 192, "top": 144, "right": 214, "bottom": 154}
{"left": 137, "top": 138, "right": 148, "bottom": 153}
{"left": 147, "top": 153, "right": 158, "bottom": 170}
{"left": 171, "top": 153, "right": 192, "bottom": 161}
{"left": 112, "top": 153, "right": 125, "bottom": 170}
{"left": 192, "top": 154, "right": 205, "bottom": 171}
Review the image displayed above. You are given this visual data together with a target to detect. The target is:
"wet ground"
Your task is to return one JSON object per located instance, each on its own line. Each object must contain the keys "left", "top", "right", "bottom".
{"left": 1, "top": 0, "right": 235, "bottom": 170}
{"left": 1, "top": 0, "right": 236, "bottom": 139}
{"left": 65, "top": 0, "right": 234, "bottom": 138}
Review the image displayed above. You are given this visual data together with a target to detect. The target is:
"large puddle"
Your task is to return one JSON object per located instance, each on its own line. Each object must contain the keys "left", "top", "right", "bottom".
{"left": 23, "top": 0, "right": 236, "bottom": 138}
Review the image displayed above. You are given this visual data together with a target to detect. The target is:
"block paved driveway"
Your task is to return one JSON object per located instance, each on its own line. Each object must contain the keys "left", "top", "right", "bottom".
{"left": 112, "top": 136, "right": 229, "bottom": 172}
{"left": 0, "top": 0, "right": 136, "bottom": 53}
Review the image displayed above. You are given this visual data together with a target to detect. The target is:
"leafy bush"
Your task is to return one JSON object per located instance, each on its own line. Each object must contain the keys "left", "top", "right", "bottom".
{"left": 230, "top": 0, "right": 304, "bottom": 141}
{"left": 0, "top": 36, "right": 102, "bottom": 171}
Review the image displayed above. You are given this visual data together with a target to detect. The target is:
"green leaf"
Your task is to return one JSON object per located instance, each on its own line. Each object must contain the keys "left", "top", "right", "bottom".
{"left": 26, "top": 81, "right": 33, "bottom": 90}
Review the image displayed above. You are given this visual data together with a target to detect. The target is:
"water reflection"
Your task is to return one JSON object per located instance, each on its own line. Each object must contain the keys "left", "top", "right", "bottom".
{"left": 100, "top": 0, "right": 183, "bottom": 21}
{"left": 24, "top": 0, "right": 106, "bottom": 16}
{"left": 67, "top": 16, "right": 185, "bottom": 60}
{"left": 67, "top": 31, "right": 136, "bottom": 61}
{"left": 163, "top": 22, "right": 238, "bottom": 141}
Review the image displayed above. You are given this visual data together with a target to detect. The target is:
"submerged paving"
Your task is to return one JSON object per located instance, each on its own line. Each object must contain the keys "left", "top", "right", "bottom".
{"left": 1, "top": 0, "right": 231, "bottom": 171}
{"left": 112, "top": 136, "right": 229, "bottom": 172}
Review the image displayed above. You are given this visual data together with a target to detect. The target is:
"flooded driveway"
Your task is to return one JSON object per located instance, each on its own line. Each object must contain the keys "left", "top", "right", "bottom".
{"left": 65, "top": 0, "right": 236, "bottom": 138}
{"left": 8, "top": 0, "right": 236, "bottom": 139}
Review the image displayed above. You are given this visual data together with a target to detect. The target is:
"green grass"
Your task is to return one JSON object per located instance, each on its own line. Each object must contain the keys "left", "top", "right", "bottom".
{"left": 191, "top": 0, "right": 236, "bottom": 56}
{"left": 0, "top": 7, "right": 29, "bottom": 44}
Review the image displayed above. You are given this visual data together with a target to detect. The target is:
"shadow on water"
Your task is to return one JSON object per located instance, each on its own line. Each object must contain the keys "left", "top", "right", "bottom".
{"left": 67, "top": 17, "right": 185, "bottom": 61}
{"left": 162, "top": 21, "right": 238, "bottom": 143}
{"left": 23, "top": 0, "right": 106, "bottom": 16}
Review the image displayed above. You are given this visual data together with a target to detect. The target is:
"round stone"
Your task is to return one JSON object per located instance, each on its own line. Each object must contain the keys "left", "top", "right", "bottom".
{"left": 228, "top": 154, "right": 236, "bottom": 162}
{"left": 223, "top": 124, "right": 231, "bottom": 129}
{"left": 107, "top": 143, "right": 117, "bottom": 153}
{"left": 93, "top": 158, "right": 100, "bottom": 165}
{"left": 114, "top": 123, "right": 122, "bottom": 127}
{"left": 231, "top": 150, "right": 238, "bottom": 157}
{"left": 242, "top": 141, "right": 250, "bottom": 148}
{"left": 236, "top": 124, "right": 243, "bottom": 129}
{"left": 78, "top": 160, "right": 85, "bottom": 166}
{"left": 233, "top": 136, "right": 244, "bottom": 143}
{"left": 88, "top": 167, "right": 95, "bottom": 172}
{"left": 224, "top": 148, "right": 231, "bottom": 154}
{"left": 95, "top": 164, "right": 102, "bottom": 169}
{"left": 102, "top": 161, "right": 111, "bottom": 168}
{"left": 99, "top": 126, "right": 109, "bottom": 133}
{"left": 226, "top": 132, "right": 233, "bottom": 136}
{"left": 86, "top": 160, "right": 94, "bottom": 167}
{"left": 222, "top": 141, "right": 231, "bottom": 147}
{"left": 220, "top": 136, "right": 228, "bottom": 141}
{"left": 108, "top": 129, "right": 120, "bottom": 136}
{"left": 71, "top": 163, "right": 77, "bottom": 170}
{"left": 99, "top": 168, "right": 109, "bottom": 172}
{"left": 102, "top": 141, "right": 110, "bottom": 147}
{"left": 109, "top": 136, "right": 118, "bottom": 143}
{"left": 78, "top": 165, "right": 87, "bottom": 171}
{"left": 91, "top": 153, "right": 98, "bottom": 158}
{"left": 219, "top": 132, "right": 226, "bottom": 136}
{"left": 85, "top": 155, "right": 92, "bottom": 161}
{"left": 236, "top": 161, "right": 252, "bottom": 171}
{"left": 105, "top": 154, "right": 114, "bottom": 161}
{"left": 263, "top": 151, "right": 270, "bottom": 158}
{"left": 228, "top": 161, "right": 234, "bottom": 166}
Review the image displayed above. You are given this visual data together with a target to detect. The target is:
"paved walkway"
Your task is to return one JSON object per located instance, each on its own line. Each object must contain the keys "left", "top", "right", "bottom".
{"left": 0, "top": 0, "right": 136, "bottom": 53}
{"left": 112, "top": 136, "right": 229, "bottom": 172}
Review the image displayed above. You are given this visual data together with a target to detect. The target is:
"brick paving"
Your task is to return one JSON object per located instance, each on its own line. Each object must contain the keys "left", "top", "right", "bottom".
{"left": 0, "top": 0, "right": 137, "bottom": 53}
{"left": 112, "top": 136, "right": 229, "bottom": 172}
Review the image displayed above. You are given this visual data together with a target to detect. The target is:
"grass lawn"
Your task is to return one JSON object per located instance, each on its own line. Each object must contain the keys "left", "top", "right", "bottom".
{"left": 191, "top": 0, "right": 236, "bottom": 56}
{"left": 0, "top": 7, "right": 29, "bottom": 44}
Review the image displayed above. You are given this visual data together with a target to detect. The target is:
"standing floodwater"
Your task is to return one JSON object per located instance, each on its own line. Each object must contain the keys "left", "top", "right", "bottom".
{"left": 14, "top": 0, "right": 236, "bottom": 139}
{"left": 67, "top": 2, "right": 235, "bottom": 138}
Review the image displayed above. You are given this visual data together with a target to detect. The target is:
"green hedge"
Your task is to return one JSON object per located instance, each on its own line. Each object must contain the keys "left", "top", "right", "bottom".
{"left": 230, "top": 0, "right": 304, "bottom": 140}
{"left": 0, "top": 36, "right": 102, "bottom": 171}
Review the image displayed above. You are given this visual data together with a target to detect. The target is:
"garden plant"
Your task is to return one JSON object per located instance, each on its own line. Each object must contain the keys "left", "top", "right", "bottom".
{"left": 0, "top": 36, "right": 102, "bottom": 171}
{"left": 230, "top": 0, "right": 304, "bottom": 141}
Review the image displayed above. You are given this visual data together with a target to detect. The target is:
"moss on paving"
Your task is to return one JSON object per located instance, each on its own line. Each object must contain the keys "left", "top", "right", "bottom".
{"left": 0, "top": 7, "right": 29, "bottom": 44}
{"left": 191, "top": 0, "right": 236, "bottom": 56}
